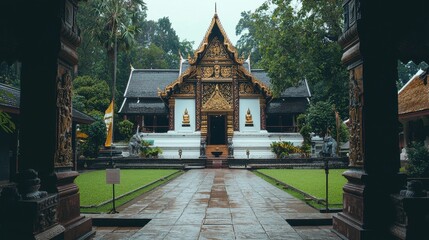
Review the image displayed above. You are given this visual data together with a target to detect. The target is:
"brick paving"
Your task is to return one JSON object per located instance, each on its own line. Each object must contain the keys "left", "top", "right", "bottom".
{"left": 88, "top": 169, "right": 341, "bottom": 240}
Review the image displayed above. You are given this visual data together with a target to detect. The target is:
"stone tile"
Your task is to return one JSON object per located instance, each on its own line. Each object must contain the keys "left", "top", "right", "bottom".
{"left": 203, "top": 218, "right": 232, "bottom": 225}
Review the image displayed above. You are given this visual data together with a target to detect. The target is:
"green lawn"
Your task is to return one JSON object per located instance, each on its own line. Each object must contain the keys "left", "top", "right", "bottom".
{"left": 76, "top": 169, "right": 182, "bottom": 213}
{"left": 255, "top": 169, "right": 347, "bottom": 208}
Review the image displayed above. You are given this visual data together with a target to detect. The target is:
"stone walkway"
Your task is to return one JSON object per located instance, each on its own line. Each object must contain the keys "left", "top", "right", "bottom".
{"left": 88, "top": 169, "right": 341, "bottom": 240}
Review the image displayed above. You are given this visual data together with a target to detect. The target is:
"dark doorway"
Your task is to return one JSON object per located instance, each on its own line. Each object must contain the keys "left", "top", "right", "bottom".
{"left": 208, "top": 115, "right": 226, "bottom": 145}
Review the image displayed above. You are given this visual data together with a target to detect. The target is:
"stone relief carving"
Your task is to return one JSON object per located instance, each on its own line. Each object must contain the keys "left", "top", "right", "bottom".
{"left": 55, "top": 71, "right": 73, "bottom": 167}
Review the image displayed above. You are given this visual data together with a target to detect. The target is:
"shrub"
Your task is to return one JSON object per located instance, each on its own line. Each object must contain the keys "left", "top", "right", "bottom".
{"left": 118, "top": 119, "right": 134, "bottom": 141}
{"left": 80, "top": 117, "right": 106, "bottom": 158}
{"left": 140, "top": 140, "right": 163, "bottom": 158}
{"left": 270, "top": 141, "right": 301, "bottom": 159}
{"left": 406, "top": 142, "right": 429, "bottom": 177}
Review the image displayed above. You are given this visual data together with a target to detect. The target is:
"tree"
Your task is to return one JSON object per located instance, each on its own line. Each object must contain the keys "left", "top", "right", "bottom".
{"left": 235, "top": 11, "right": 263, "bottom": 67}
{"left": 306, "top": 101, "right": 336, "bottom": 139}
{"left": 236, "top": 0, "right": 349, "bottom": 118}
{"left": 80, "top": 117, "right": 107, "bottom": 158}
{"left": 397, "top": 60, "right": 428, "bottom": 89}
{"left": 72, "top": 75, "right": 111, "bottom": 116}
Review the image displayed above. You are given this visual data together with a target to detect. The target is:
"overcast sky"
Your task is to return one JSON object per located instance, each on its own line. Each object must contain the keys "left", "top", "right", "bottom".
{"left": 144, "top": 0, "right": 266, "bottom": 49}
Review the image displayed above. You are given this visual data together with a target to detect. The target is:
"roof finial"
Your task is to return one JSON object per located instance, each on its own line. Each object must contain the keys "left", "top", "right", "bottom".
{"left": 215, "top": 2, "right": 217, "bottom": 15}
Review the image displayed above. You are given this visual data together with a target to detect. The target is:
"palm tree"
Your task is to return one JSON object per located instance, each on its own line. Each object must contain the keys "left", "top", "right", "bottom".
{"left": 90, "top": 0, "right": 146, "bottom": 143}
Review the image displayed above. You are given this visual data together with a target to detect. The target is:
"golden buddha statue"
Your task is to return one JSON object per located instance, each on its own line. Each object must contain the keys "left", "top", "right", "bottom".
{"left": 245, "top": 108, "right": 254, "bottom": 126}
{"left": 182, "top": 108, "right": 190, "bottom": 126}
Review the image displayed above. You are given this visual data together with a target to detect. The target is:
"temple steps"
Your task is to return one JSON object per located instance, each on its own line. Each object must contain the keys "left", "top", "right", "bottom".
{"left": 205, "top": 145, "right": 228, "bottom": 168}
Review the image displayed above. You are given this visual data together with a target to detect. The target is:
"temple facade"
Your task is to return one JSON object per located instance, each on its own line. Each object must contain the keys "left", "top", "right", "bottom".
{"left": 119, "top": 14, "right": 311, "bottom": 159}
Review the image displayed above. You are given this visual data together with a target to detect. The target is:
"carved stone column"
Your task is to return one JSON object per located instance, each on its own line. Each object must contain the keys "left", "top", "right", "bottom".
{"left": 332, "top": 1, "right": 405, "bottom": 239}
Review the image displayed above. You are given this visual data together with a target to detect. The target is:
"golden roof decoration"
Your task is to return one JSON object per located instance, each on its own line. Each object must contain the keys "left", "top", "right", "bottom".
{"left": 189, "top": 13, "right": 245, "bottom": 65}
{"left": 203, "top": 84, "right": 232, "bottom": 111}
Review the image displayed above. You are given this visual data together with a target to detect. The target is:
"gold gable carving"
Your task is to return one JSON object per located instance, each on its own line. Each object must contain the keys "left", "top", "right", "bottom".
{"left": 203, "top": 84, "right": 232, "bottom": 111}
{"left": 203, "top": 37, "right": 228, "bottom": 60}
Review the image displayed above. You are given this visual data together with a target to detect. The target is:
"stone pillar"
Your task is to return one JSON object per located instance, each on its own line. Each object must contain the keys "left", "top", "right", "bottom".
{"left": 332, "top": 1, "right": 405, "bottom": 239}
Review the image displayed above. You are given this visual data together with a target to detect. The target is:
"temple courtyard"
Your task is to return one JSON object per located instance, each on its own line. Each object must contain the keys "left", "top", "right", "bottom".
{"left": 87, "top": 169, "right": 340, "bottom": 240}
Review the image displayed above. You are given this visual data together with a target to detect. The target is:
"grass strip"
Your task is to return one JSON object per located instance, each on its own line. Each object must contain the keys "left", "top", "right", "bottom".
{"left": 76, "top": 169, "right": 183, "bottom": 213}
{"left": 253, "top": 169, "right": 345, "bottom": 209}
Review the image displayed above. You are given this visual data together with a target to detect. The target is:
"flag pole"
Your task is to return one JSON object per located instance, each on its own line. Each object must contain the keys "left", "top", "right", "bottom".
{"left": 110, "top": 32, "right": 118, "bottom": 165}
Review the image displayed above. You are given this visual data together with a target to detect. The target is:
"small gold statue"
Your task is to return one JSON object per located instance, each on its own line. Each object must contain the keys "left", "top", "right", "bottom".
{"left": 182, "top": 108, "right": 190, "bottom": 126}
{"left": 245, "top": 108, "right": 254, "bottom": 126}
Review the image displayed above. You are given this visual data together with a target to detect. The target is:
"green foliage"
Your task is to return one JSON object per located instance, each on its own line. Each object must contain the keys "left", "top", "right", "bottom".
{"left": 270, "top": 141, "right": 302, "bottom": 159}
{"left": 236, "top": 0, "right": 348, "bottom": 117}
{"left": 0, "top": 111, "right": 15, "bottom": 133}
{"left": 397, "top": 61, "right": 428, "bottom": 89}
{"left": 72, "top": 75, "right": 111, "bottom": 115}
{"left": 306, "top": 101, "right": 335, "bottom": 138}
{"left": 0, "top": 62, "right": 20, "bottom": 87}
{"left": 140, "top": 140, "right": 163, "bottom": 158}
{"left": 118, "top": 119, "right": 134, "bottom": 141}
{"left": 406, "top": 142, "right": 429, "bottom": 177}
{"left": 331, "top": 122, "right": 350, "bottom": 143}
{"left": 80, "top": 118, "right": 106, "bottom": 158}
{"left": 297, "top": 114, "right": 312, "bottom": 156}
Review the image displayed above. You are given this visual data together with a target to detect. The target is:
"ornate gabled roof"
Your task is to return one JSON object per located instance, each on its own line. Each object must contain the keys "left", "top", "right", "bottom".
{"left": 188, "top": 14, "right": 245, "bottom": 65}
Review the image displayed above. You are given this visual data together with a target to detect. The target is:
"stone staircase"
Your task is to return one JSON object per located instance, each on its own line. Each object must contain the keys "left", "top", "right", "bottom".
{"left": 205, "top": 145, "right": 228, "bottom": 168}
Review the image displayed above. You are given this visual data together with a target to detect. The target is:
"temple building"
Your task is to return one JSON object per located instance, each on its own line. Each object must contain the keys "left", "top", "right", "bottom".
{"left": 119, "top": 13, "right": 311, "bottom": 159}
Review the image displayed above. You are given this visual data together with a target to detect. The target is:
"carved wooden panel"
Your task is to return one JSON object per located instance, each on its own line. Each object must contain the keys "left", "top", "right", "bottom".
{"left": 260, "top": 97, "right": 266, "bottom": 130}
{"left": 202, "top": 83, "right": 232, "bottom": 108}
{"left": 349, "top": 65, "right": 364, "bottom": 166}
{"left": 203, "top": 37, "right": 229, "bottom": 60}
{"left": 55, "top": 69, "right": 73, "bottom": 167}
{"left": 202, "top": 85, "right": 232, "bottom": 111}
{"left": 233, "top": 76, "right": 239, "bottom": 130}
{"left": 239, "top": 83, "right": 258, "bottom": 95}
{"left": 169, "top": 98, "right": 175, "bottom": 130}
{"left": 196, "top": 78, "right": 202, "bottom": 130}
{"left": 175, "top": 83, "right": 195, "bottom": 95}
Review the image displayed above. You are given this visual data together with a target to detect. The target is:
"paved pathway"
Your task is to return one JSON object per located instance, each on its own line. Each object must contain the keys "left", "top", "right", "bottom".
{"left": 89, "top": 169, "right": 341, "bottom": 240}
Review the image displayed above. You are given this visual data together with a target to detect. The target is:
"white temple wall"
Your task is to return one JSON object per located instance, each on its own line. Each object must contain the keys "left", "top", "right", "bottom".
{"left": 174, "top": 99, "right": 195, "bottom": 133}
{"left": 239, "top": 98, "right": 261, "bottom": 132}
{"left": 138, "top": 132, "right": 201, "bottom": 159}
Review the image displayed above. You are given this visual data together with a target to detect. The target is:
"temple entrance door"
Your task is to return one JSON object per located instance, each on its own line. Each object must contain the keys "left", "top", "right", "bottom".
{"left": 208, "top": 114, "right": 226, "bottom": 145}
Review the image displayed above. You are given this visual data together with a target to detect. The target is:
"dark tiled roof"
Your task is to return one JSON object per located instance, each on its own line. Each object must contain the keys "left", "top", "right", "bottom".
{"left": 267, "top": 98, "right": 309, "bottom": 114}
{"left": 124, "top": 69, "right": 179, "bottom": 98}
{"left": 120, "top": 98, "right": 167, "bottom": 114}
{"left": 72, "top": 109, "right": 95, "bottom": 124}
{"left": 0, "top": 83, "right": 20, "bottom": 110}
{"left": 0, "top": 83, "right": 94, "bottom": 124}
{"left": 251, "top": 69, "right": 311, "bottom": 98}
